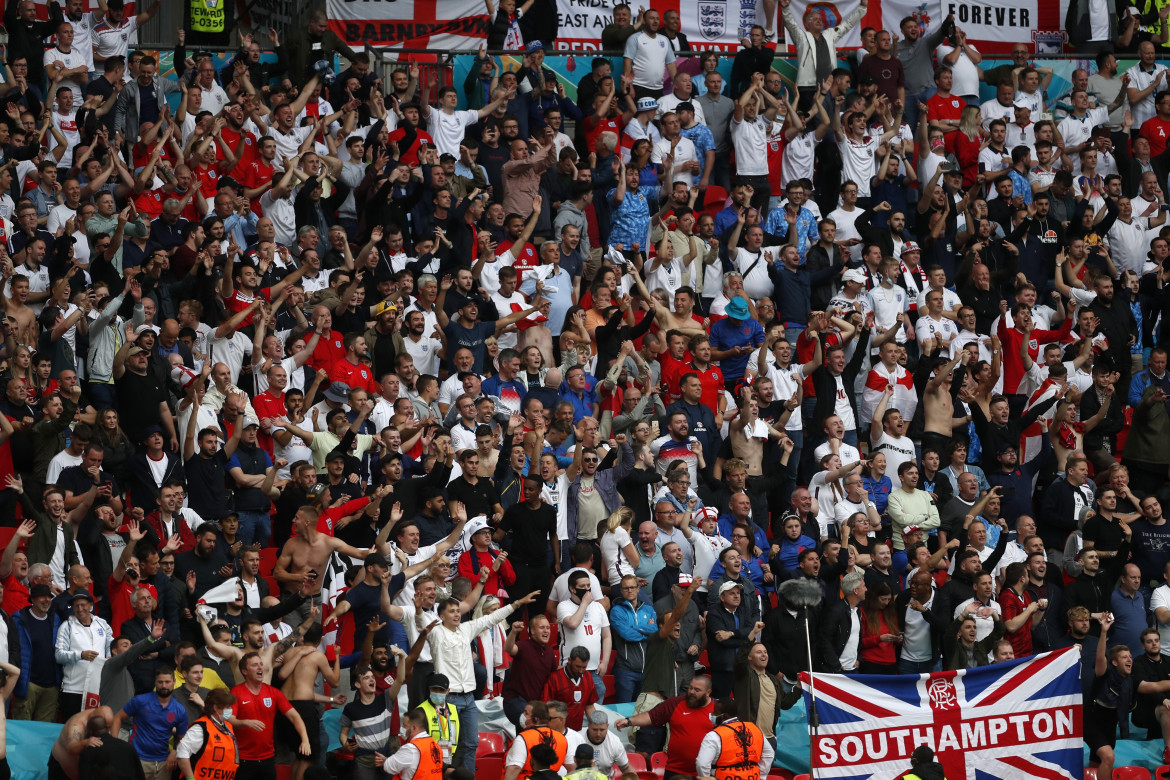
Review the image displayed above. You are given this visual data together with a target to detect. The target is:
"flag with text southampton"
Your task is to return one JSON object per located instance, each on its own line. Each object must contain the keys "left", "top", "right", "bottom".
{"left": 798, "top": 647, "right": 1083, "bottom": 780}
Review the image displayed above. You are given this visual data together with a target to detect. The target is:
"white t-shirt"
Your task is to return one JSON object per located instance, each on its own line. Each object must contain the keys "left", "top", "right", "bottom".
{"left": 490, "top": 290, "right": 527, "bottom": 350}
{"left": 600, "top": 526, "right": 634, "bottom": 586}
{"left": 839, "top": 135, "right": 880, "bottom": 197}
{"left": 426, "top": 106, "right": 479, "bottom": 157}
{"left": 549, "top": 566, "right": 605, "bottom": 604}
{"left": 979, "top": 99, "right": 1015, "bottom": 132}
{"left": 828, "top": 207, "right": 863, "bottom": 262}
{"left": 935, "top": 44, "right": 981, "bottom": 97}
{"left": 556, "top": 599, "right": 609, "bottom": 671}
{"left": 51, "top": 109, "right": 81, "bottom": 169}
{"left": 1153, "top": 584, "right": 1170, "bottom": 656}
{"left": 92, "top": 16, "right": 138, "bottom": 63}
{"left": 47, "top": 203, "right": 78, "bottom": 236}
{"left": 730, "top": 115, "right": 769, "bottom": 176}
{"left": 404, "top": 334, "right": 443, "bottom": 376}
{"left": 871, "top": 431, "right": 916, "bottom": 490}
{"left": 265, "top": 126, "right": 315, "bottom": 170}
{"left": 44, "top": 47, "right": 86, "bottom": 104}
{"left": 914, "top": 313, "right": 959, "bottom": 345}
{"left": 208, "top": 330, "right": 252, "bottom": 387}
{"left": 782, "top": 131, "right": 817, "bottom": 189}
{"left": 259, "top": 189, "right": 296, "bottom": 246}
{"left": 623, "top": 31, "right": 676, "bottom": 89}
{"left": 652, "top": 135, "right": 698, "bottom": 185}
{"left": 813, "top": 440, "right": 861, "bottom": 465}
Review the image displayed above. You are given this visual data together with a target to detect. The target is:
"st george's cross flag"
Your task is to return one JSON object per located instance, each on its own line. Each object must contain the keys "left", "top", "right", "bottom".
{"left": 799, "top": 647, "right": 1083, "bottom": 780}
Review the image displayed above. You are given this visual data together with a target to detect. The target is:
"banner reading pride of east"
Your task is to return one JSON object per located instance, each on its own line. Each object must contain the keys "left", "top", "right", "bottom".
{"left": 327, "top": 0, "right": 1062, "bottom": 53}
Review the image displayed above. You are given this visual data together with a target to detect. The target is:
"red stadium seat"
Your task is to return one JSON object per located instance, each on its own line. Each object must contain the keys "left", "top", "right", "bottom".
{"left": 477, "top": 755, "right": 505, "bottom": 780}
{"left": 478, "top": 732, "right": 506, "bottom": 756}
{"left": 1114, "top": 769, "right": 1152, "bottom": 780}
{"left": 259, "top": 547, "right": 277, "bottom": 577}
{"left": 637, "top": 772, "right": 659, "bottom": 780}
{"left": 650, "top": 751, "right": 668, "bottom": 777}
{"left": 626, "top": 753, "right": 648, "bottom": 773}
{"left": 767, "top": 771, "right": 795, "bottom": 780}
{"left": 794, "top": 774, "right": 811, "bottom": 780}
{"left": 1085, "top": 769, "right": 1097, "bottom": 780}
{"left": 1154, "top": 766, "right": 1170, "bottom": 780}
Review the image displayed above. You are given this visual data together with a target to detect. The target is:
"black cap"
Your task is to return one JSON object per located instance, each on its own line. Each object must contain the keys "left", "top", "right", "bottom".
{"left": 427, "top": 673, "right": 450, "bottom": 690}
{"left": 676, "top": 101, "right": 694, "bottom": 113}
{"left": 70, "top": 591, "right": 94, "bottom": 604}
{"left": 364, "top": 553, "right": 390, "bottom": 568}
{"left": 29, "top": 584, "right": 53, "bottom": 599}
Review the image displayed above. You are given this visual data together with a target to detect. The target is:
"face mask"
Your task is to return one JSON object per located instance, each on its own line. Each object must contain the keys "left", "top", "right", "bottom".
{"left": 429, "top": 692, "right": 447, "bottom": 707}
{"left": 574, "top": 589, "right": 589, "bottom": 600}
{"left": 222, "top": 708, "right": 233, "bottom": 721}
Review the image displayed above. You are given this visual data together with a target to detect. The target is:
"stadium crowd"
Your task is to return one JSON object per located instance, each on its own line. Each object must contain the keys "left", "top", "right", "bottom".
{"left": 0, "top": 0, "right": 1167, "bottom": 779}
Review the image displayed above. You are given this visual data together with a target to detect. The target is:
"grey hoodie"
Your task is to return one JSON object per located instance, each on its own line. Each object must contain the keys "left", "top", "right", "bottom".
{"left": 554, "top": 200, "right": 591, "bottom": 256}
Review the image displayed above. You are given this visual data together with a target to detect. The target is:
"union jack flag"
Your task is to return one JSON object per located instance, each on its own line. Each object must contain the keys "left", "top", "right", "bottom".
{"left": 799, "top": 647, "right": 1084, "bottom": 780}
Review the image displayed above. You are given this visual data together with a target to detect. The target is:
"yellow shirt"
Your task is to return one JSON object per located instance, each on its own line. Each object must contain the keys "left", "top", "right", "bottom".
{"left": 176, "top": 666, "right": 229, "bottom": 691}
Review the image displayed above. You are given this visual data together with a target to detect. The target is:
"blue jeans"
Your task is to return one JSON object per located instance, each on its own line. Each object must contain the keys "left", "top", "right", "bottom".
{"left": 897, "top": 657, "right": 941, "bottom": 675}
{"left": 236, "top": 510, "right": 271, "bottom": 547}
{"left": 590, "top": 670, "right": 606, "bottom": 705}
{"left": 447, "top": 691, "right": 478, "bottom": 770}
{"left": 88, "top": 382, "right": 117, "bottom": 410}
{"left": 612, "top": 667, "right": 642, "bottom": 704}
{"left": 902, "top": 87, "right": 936, "bottom": 132}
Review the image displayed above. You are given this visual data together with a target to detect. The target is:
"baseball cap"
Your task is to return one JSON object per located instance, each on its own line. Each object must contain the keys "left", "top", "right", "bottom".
{"left": 718, "top": 580, "right": 743, "bottom": 595}
{"left": 677, "top": 573, "right": 694, "bottom": 587}
{"left": 29, "top": 584, "right": 53, "bottom": 599}
{"left": 636, "top": 97, "right": 659, "bottom": 113}
{"left": 526, "top": 40, "right": 545, "bottom": 52}
{"left": 427, "top": 672, "right": 451, "bottom": 690}
{"left": 373, "top": 301, "right": 399, "bottom": 317}
{"left": 307, "top": 482, "right": 327, "bottom": 500}
{"left": 676, "top": 101, "right": 694, "bottom": 113}
{"left": 70, "top": 591, "right": 94, "bottom": 604}
{"left": 126, "top": 346, "right": 148, "bottom": 357}
{"left": 901, "top": 525, "right": 922, "bottom": 537}
{"left": 364, "top": 553, "right": 390, "bottom": 568}
{"left": 842, "top": 268, "right": 867, "bottom": 285}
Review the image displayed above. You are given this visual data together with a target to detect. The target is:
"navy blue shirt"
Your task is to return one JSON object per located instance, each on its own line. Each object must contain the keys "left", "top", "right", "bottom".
{"left": 138, "top": 83, "right": 160, "bottom": 126}
{"left": 341, "top": 573, "right": 404, "bottom": 648}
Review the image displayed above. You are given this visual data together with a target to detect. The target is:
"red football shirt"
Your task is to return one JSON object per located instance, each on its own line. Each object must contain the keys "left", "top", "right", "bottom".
{"left": 307, "top": 330, "right": 346, "bottom": 372}
{"left": 231, "top": 682, "right": 294, "bottom": 760}
{"left": 646, "top": 695, "right": 715, "bottom": 775}
{"left": 329, "top": 358, "right": 378, "bottom": 395}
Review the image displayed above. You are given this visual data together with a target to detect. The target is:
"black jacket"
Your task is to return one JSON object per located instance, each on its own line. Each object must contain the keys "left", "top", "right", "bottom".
{"left": 1063, "top": 572, "right": 1112, "bottom": 633}
{"left": 817, "top": 599, "right": 861, "bottom": 672}
{"left": 733, "top": 640, "right": 789, "bottom": 734}
{"left": 810, "top": 327, "right": 871, "bottom": 430}
{"left": 127, "top": 450, "right": 186, "bottom": 516}
{"left": 761, "top": 605, "right": 816, "bottom": 681}
{"left": 706, "top": 604, "right": 755, "bottom": 673}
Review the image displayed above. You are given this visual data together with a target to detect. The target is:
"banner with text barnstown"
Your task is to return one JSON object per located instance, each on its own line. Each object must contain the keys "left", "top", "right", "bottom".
{"left": 799, "top": 647, "right": 1083, "bottom": 780}
{"left": 328, "top": 0, "right": 490, "bottom": 52}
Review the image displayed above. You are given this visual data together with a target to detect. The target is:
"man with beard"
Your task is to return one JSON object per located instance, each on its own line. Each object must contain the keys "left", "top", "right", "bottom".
{"left": 111, "top": 668, "right": 188, "bottom": 777}
{"left": 1130, "top": 627, "right": 1170, "bottom": 763}
{"left": 614, "top": 675, "right": 715, "bottom": 778}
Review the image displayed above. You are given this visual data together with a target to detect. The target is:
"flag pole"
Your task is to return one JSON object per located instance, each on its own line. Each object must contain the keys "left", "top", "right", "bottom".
{"left": 805, "top": 607, "right": 818, "bottom": 780}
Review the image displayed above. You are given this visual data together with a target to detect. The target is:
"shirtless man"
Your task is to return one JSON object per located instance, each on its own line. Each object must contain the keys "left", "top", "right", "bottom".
{"left": 921, "top": 349, "right": 970, "bottom": 455}
{"left": 197, "top": 589, "right": 319, "bottom": 684}
{"left": 275, "top": 623, "right": 341, "bottom": 780}
{"left": 634, "top": 272, "right": 706, "bottom": 336}
{"left": 273, "top": 504, "right": 390, "bottom": 621}
{"left": 1, "top": 270, "right": 39, "bottom": 347}
{"left": 49, "top": 705, "right": 116, "bottom": 780}
{"left": 727, "top": 385, "right": 788, "bottom": 476}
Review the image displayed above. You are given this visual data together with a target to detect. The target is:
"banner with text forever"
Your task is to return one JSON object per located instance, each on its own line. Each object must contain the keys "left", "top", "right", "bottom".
{"left": 799, "top": 647, "right": 1084, "bottom": 780}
